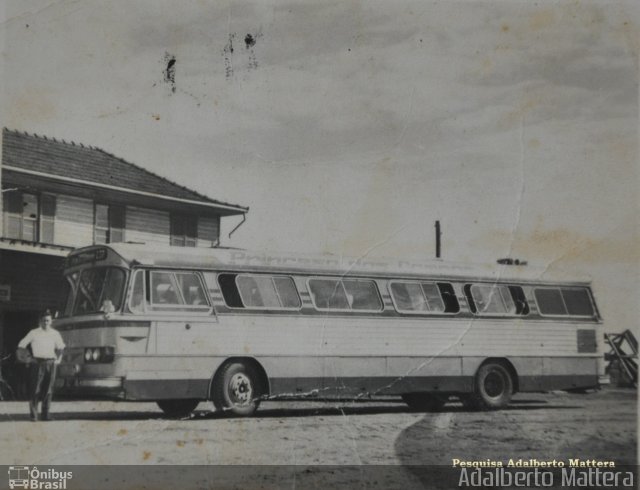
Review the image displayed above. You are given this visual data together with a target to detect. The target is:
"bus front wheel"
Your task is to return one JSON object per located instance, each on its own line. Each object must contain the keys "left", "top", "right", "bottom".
{"left": 402, "top": 393, "right": 448, "bottom": 412}
{"left": 157, "top": 399, "right": 200, "bottom": 418}
{"left": 212, "top": 361, "right": 262, "bottom": 417}
{"left": 465, "top": 363, "right": 513, "bottom": 410}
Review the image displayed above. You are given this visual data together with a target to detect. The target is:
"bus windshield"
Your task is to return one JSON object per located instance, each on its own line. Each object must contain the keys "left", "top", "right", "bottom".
{"left": 65, "top": 267, "right": 126, "bottom": 316}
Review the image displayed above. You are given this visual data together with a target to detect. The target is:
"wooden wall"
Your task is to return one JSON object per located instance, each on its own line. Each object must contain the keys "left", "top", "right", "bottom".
{"left": 55, "top": 195, "right": 94, "bottom": 246}
{"left": 2, "top": 191, "right": 222, "bottom": 249}
{"left": 125, "top": 206, "right": 171, "bottom": 246}
{"left": 197, "top": 215, "right": 220, "bottom": 247}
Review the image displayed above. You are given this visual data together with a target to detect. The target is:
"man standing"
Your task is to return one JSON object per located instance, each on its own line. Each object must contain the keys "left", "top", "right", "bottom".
{"left": 18, "top": 310, "right": 65, "bottom": 421}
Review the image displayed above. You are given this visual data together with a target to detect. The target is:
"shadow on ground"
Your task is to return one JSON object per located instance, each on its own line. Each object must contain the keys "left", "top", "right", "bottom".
{"left": 0, "top": 402, "right": 407, "bottom": 422}
{"left": 394, "top": 390, "right": 636, "bottom": 489}
{"left": 0, "top": 396, "right": 580, "bottom": 422}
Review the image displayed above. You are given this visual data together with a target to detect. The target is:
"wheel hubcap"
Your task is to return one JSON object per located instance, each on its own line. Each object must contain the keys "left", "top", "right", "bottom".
{"left": 229, "top": 373, "right": 253, "bottom": 405}
{"left": 484, "top": 372, "right": 505, "bottom": 398}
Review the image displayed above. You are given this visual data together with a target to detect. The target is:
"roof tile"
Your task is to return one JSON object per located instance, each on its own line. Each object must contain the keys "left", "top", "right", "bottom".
{"left": 1, "top": 128, "right": 247, "bottom": 212}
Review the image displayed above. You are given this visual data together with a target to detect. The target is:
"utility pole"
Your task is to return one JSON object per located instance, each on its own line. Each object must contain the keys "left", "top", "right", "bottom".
{"left": 435, "top": 220, "right": 441, "bottom": 259}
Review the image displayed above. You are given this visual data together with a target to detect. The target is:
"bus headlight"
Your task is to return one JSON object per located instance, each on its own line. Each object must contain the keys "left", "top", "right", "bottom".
{"left": 83, "top": 347, "right": 115, "bottom": 364}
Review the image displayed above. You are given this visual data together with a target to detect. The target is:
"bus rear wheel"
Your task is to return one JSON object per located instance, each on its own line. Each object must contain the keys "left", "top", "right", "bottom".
{"left": 465, "top": 363, "right": 513, "bottom": 411}
{"left": 212, "top": 361, "right": 262, "bottom": 417}
{"left": 402, "top": 393, "right": 448, "bottom": 412}
{"left": 157, "top": 399, "right": 199, "bottom": 418}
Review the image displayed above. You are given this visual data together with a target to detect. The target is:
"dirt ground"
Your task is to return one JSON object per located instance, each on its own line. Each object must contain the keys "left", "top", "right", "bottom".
{"left": 0, "top": 386, "right": 636, "bottom": 489}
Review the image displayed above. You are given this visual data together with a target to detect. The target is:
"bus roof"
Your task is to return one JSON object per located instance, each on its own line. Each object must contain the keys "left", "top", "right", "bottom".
{"left": 67, "top": 243, "right": 593, "bottom": 285}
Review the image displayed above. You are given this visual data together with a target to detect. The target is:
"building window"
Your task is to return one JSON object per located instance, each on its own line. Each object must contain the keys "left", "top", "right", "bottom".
{"left": 94, "top": 204, "right": 125, "bottom": 244}
{"left": 2, "top": 191, "right": 56, "bottom": 243}
{"left": 170, "top": 214, "right": 197, "bottom": 247}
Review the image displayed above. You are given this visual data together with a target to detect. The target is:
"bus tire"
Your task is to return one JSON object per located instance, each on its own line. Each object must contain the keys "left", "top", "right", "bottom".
{"left": 402, "top": 393, "right": 448, "bottom": 412}
{"left": 156, "top": 399, "right": 199, "bottom": 418}
{"left": 467, "top": 363, "right": 513, "bottom": 410}
{"left": 212, "top": 361, "right": 262, "bottom": 417}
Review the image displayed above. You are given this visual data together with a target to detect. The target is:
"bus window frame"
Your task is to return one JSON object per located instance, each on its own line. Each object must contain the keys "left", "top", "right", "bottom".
{"left": 128, "top": 268, "right": 213, "bottom": 315}
{"left": 174, "top": 270, "right": 212, "bottom": 307}
{"left": 467, "top": 283, "right": 521, "bottom": 317}
{"left": 387, "top": 280, "right": 459, "bottom": 316}
{"left": 233, "top": 273, "right": 303, "bottom": 311}
{"left": 63, "top": 271, "right": 80, "bottom": 317}
{"left": 127, "top": 269, "right": 147, "bottom": 314}
{"left": 508, "top": 285, "right": 530, "bottom": 316}
{"left": 533, "top": 286, "right": 596, "bottom": 319}
{"left": 307, "top": 277, "right": 383, "bottom": 313}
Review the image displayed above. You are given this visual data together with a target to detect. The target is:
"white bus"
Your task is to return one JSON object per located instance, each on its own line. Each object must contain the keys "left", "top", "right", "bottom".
{"left": 55, "top": 244, "right": 603, "bottom": 417}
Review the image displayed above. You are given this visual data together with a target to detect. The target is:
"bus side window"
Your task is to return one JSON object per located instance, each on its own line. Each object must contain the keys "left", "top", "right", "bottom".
{"left": 237, "top": 276, "right": 267, "bottom": 307}
{"left": 342, "top": 280, "right": 382, "bottom": 311}
{"left": 463, "top": 285, "right": 477, "bottom": 313}
{"left": 308, "top": 279, "right": 350, "bottom": 310}
{"left": 421, "top": 283, "right": 445, "bottom": 312}
{"left": 469, "top": 284, "right": 516, "bottom": 315}
{"left": 390, "top": 282, "right": 428, "bottom": 312}
{"left": 561, "top": 288, "right": 594, "bottom": 316}
{"left": 150, "top": 271, "right": 182, "bottom": 305}
{"left": 437, "top": 282, "right": 460, "bottom": 313}
{"left": 273, "top": 277, "right": 301, "bottom": 309}
{"left": 534, "top": 288, "right": 567, "bottom": 315}
{"left": 218, "top": 273, "right": 244, "bottom": 308}
{"left": 175, "top": 272, "right": 208, "bottom": 306}
{"left": 508, "top": 286, "right": 529, "bottom": 315}
{"left": 534, "top": 287, "right": 594, "bottom": 317}
{"left": 235, "top": 275, "right": 301, "bottom": 309}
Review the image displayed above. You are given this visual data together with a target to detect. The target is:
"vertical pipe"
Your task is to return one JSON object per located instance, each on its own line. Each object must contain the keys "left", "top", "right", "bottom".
{"left": 435, "top": 220, "right": 441, "bottom": 259}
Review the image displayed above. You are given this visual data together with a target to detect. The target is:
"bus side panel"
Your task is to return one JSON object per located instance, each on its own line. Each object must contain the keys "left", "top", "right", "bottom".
{"left": 535, "top": 357, "right": 599, "bottom": 391}
{"left": 261, "top": 356, "right": 324, "bottom": 396}
{"left": 379, "top": 356, "right": 468, "bottom": 395}
{"left": 122, "top": 370, "right": 214, "bottom": 400}
{"left": 462, "top": 356, "right": 545, "bottom": 390}
{"left": 265, "top": 356, "right": 469, "bottom": 396}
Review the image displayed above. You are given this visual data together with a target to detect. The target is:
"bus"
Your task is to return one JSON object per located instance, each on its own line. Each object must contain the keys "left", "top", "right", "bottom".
{"left": 54, "top": 244, "right": 603, "bottom": 417}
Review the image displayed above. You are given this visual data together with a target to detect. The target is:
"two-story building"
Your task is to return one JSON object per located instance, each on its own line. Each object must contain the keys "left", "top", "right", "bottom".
{"left": 0, "top": 128, "right": 248, "bottom": 396}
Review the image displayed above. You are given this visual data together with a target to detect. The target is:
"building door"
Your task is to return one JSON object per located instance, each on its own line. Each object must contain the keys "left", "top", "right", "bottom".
{"left": 1, "top": 310, "right": 39, "bottom": 399}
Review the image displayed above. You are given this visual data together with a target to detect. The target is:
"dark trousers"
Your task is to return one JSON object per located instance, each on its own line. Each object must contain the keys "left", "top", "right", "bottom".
{"left": 29, "top": 359, "right": 57, "bottom": 420}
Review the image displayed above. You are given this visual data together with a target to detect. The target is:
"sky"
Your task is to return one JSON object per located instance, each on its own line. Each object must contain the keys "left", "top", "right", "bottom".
{"left": 1, "top": 0, "right": 638, "bottom": 329}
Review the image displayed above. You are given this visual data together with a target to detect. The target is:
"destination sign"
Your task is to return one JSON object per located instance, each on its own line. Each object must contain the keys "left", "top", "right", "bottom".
{"left": 67, "top": 248, "right": 108, "bottom": 267}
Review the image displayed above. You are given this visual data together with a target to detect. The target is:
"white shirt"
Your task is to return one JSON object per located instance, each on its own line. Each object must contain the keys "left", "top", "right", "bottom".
{"left": 18, "top": 327, "right": 65, "bottom": 360}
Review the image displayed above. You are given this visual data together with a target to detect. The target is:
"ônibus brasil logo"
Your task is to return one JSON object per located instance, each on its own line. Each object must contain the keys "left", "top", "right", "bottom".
{"left": 8, "top": 466, "right": 73, "bottom": 489}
